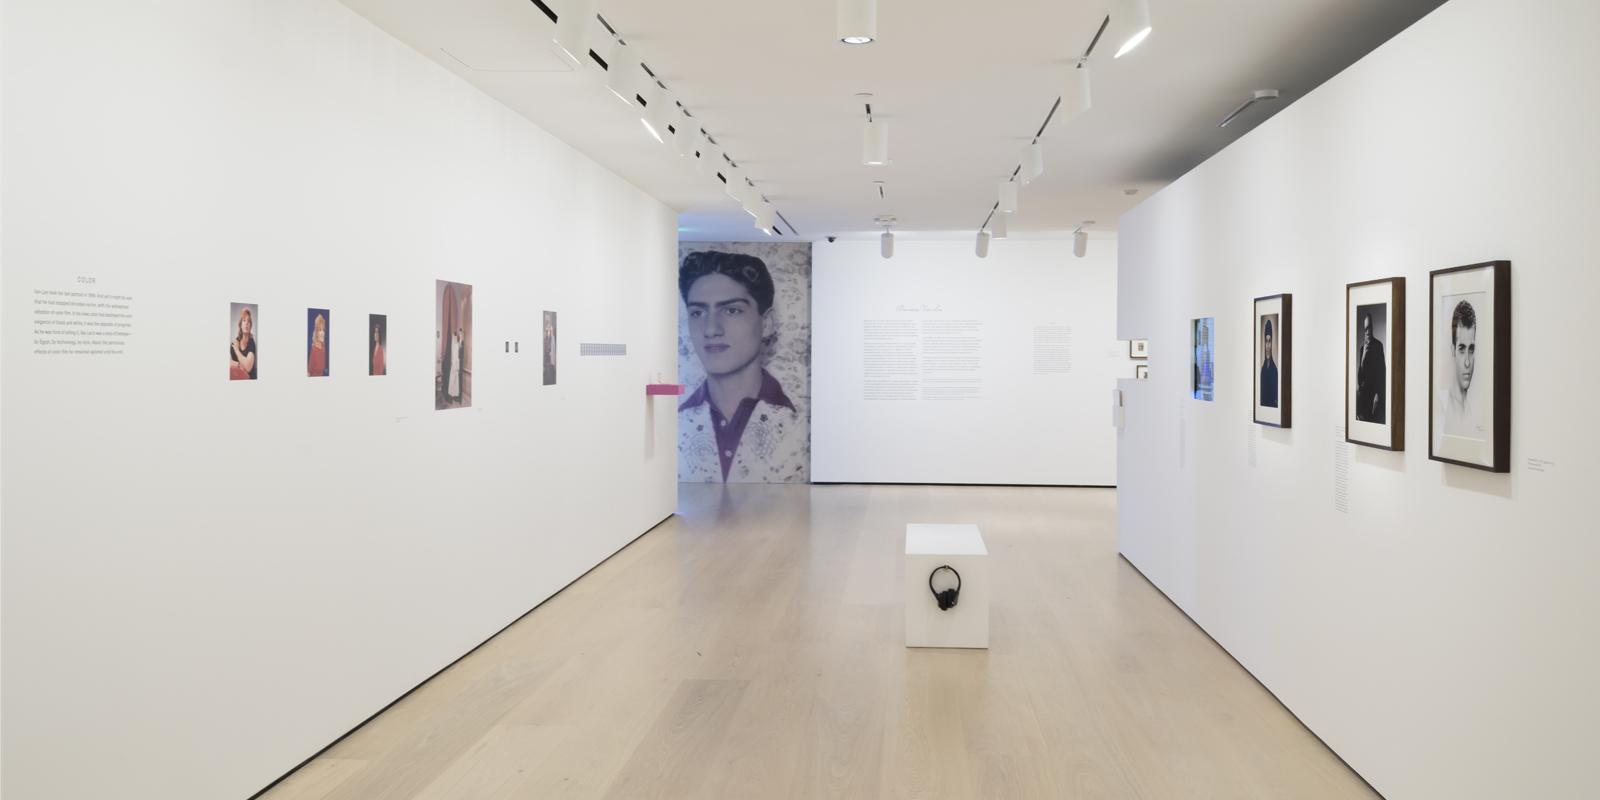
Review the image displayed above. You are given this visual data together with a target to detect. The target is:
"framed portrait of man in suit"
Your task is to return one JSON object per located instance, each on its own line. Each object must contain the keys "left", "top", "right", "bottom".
{"left": 1253, "top": 294, "right": 1291, "bottom": 428}
{"left": 1346, "top": 277, "right": 1405, "bottom": 450}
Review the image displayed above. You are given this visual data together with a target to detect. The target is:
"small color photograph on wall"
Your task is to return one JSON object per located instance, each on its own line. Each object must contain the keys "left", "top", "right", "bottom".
{"left": 306, "top": 308, "right": 330, "bottom": 377}
{"left": 436, "top": 280, "right": 473, "bottom": 410}
{"left": 229, "top": 302, "right": 259, "bottom": 381}
{"left": 1191, "top": 317, "right": 1215, "bottom": 401}
{"left": 369, "top": 314, "right": 387, "bottom": 376}
{"left": 542, "top": 310, "right": 557, "bottom": 386}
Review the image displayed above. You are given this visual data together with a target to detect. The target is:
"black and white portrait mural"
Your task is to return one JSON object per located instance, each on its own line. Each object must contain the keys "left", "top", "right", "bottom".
{"left": 677, "top": 242, "right": 811, "bottom": 483}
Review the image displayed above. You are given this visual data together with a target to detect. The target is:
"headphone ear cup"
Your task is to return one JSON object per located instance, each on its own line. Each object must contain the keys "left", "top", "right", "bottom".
{"left": 937, "top": 589, "right": 959, "bottom": 610}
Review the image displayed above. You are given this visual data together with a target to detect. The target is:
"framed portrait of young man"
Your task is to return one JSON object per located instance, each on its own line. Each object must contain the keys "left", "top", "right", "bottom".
{"left": 1253, "top": 294, "right": 1291, "bottom": 428}
{"left": 1346, "top": 277, "right": 1405, "bottom": 450}
{"left": 1430, "top": 260, "right": 1510, "bottom": 472}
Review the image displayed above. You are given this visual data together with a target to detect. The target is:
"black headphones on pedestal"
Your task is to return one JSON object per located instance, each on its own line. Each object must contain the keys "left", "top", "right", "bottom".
{"left": 928, "top": 565, "right": 962, "bottom": 611}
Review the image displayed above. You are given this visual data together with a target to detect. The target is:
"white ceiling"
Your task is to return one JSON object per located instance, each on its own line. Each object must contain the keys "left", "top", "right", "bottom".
{"left": 338, "top": 0, "right": 1445, "bottom": 241}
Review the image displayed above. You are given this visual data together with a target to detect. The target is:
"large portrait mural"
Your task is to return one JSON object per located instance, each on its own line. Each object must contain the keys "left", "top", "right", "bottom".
{"left": 677, "top": 242, "right": 812, "bottom": 483}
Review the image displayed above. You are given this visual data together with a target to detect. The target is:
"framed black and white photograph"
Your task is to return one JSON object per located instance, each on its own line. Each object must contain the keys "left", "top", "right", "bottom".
{"left": 1346, "top": 278, "right": 1405, "bottom": 450}
{"left": 1430, "top": 260, "right": 1510, "bottom": 472}
{"left": 1129, "top": 339, "right": 1149, "bottom": 359}
{"left": 1253, "top": 294, "right": 1291, "bottom": 428}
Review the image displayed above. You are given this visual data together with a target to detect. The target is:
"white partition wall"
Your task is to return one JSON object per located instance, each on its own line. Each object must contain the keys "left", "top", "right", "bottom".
{"left": 0, "top": 2, "right": 678, "bottom": 798}
{"left": 814, "top": 236, "right": 1123, "bottom": 485}
{"left": 1116, "top": 0, "right": 1599, "bottom": 797}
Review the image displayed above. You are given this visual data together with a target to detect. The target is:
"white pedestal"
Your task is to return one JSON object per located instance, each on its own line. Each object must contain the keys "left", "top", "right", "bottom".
{"left": 904, "top": 523, "right": 989, "bottom": 649}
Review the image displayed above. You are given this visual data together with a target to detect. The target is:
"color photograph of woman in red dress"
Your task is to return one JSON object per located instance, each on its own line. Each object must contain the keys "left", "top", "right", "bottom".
{"left": 307, "top": 309, "right": 329, "bottom": 378}
{"left": 369, "top": 313, "right": 387, "bottom": 376}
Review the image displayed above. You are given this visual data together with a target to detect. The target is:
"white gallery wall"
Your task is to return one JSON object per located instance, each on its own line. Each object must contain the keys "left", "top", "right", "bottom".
{"left": 814, "top": 236, "right": 1124, "bottom": 485}
{"left": 1116, "top": 0, "right": 1599, "bottom": 797}
{"left": 0, "top": 1, "right": 678, "bottom": 799}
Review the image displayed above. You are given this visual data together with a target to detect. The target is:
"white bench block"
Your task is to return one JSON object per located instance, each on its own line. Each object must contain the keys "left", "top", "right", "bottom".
{"left": 905, "top": 523, "right": 989, "bottom": 649}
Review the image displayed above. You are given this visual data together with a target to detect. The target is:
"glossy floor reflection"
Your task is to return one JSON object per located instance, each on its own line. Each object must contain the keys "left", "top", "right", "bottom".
{"left": 263, "top": 483, "right": 1376, "bottom": 799}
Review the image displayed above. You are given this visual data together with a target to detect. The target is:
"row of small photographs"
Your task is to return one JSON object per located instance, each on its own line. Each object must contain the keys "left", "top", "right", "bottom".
{"left": 229, "top": 303, "right": 387, "bottom": 380}
{"left": 1179, "top": 260, "right": 1510, "bottom": 473}
{"left": 228, "top": 282, "right": 559, "bottom": 413}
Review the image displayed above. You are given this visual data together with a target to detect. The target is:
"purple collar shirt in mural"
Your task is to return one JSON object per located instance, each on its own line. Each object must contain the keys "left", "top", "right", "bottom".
{"left": 679, "top": 369, "right": 805, "bottom": 483}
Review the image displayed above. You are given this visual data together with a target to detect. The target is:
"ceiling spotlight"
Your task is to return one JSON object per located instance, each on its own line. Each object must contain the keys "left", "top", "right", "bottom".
{"left": 1113, "top": 0, "right": 1153, "bottom": 59}
{"left": 998, "top": 180, "right": 1018, "bottom": 214}
{"left": 1061, "top": 59, "right": 1092, "bottom": 120}
{"left": 863, "top": 119, "right": 889, "bottom": 166}
{"left": 1021, "top": 141, "right": 1044, "bottom": 185}
{"left": 990, "top": 212, "right": 1008, "bottom": 239}
{"left": 740, "top": 182, "right": 763, "bottom": 219}
{"left": 675, "top": 119, "right": 698, "bottom": 158}
{"left": 605, "top": 54, "right": 641, "bottom": 109}
{"left": 651, "top": 92, "right": 677, "bottom": 143}
{"left": 756, "top": 205, "right": 777, "bottom": 235}
{"left": 975, "top": 230, "right": 991, "bottom": 258}
{"left": 639, "top": 87, "right": 667, "bottom": 143}
{"left": 552, "top": 0, "right": 596, "bottom": 67}
{"left": 723, "top": 166, "right": 745, "bottom": 200}
{"left": 838, "top": 0, "right": 877, "bottom": 44}
{"left": 881, "top": 230, "right": 894, "bottom": 259}
{"left": 1218, "top": 89, "right": 1282, "bottom": 128}
{"left": 1074, "top": 229, "right": 1088, "bottom": 258}
{"left": 696, "top": 143, "right": 719, "bottom": 174}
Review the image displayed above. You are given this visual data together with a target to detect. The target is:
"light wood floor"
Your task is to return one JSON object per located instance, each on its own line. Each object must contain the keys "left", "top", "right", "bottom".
{"left": 262, "top": 484, "right": 1377, "bottom": 799}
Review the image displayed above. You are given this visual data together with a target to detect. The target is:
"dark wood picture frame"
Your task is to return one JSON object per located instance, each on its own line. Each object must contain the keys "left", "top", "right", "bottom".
{"left": 1345, "top": 277, "right": 1406, "bottom": 450}
{"left": 1428, "top": 260, "right": 1511, "bottom": 472}
{"left": 1129, "top": 339, "right": 1149, "bottom": 359}
{"left": 1252, "top": 293, "right": 1292, "bottom": 428}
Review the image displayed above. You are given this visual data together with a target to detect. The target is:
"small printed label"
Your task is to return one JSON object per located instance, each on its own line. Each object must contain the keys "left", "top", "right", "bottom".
{"left": 1333, "top": 426, "right": 1351, "bottom": 514}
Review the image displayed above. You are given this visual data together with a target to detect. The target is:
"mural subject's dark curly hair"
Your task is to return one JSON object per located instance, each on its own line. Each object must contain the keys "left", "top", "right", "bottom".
{"left": 679, "top": 251, "right": 775, "bottom": 314}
